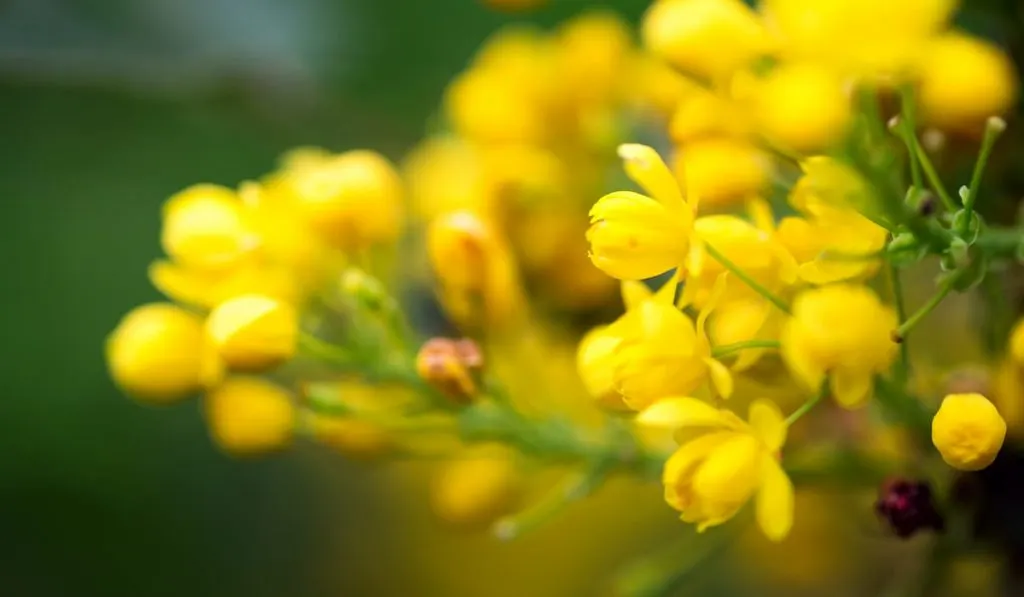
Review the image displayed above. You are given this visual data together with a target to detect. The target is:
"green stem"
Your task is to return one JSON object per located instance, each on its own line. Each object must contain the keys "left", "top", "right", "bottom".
{"left": 298, "top": 332, "right": 354, "bottom": 367}
{"left": 886, "top": 261, "right": 910, "bottom": 384}
{"left": 959, "top": 116, "right": 1006, "bottom": 237}
{"left": 703, "top": 243, "right": 791, "bottom": 314}
{"left": 913, "top": 137, "right": 957, "bottom": 212}
{"left": 899, "top": 87, "right": 924, "bottom": 192}
{"left": 893, "top": 273, "right": 959, "bottom": 341}
{"left": 711, "top": 340, "right": 781, "bottom": 358}
{"left": 785, "top": 382, "right": 828, "bottom": 427}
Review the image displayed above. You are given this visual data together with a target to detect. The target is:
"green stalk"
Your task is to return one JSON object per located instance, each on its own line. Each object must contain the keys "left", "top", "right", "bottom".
{"left": 703, "top": 243, "right": 791, "bottom": 314}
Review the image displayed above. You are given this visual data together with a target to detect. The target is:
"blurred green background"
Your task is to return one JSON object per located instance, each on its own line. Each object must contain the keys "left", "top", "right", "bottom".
{"left": 4, "top": 1, "right": 1024, "bottom": 596}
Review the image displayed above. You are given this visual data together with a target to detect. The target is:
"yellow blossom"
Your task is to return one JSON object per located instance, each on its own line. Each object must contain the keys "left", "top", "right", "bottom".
{"left": 638, "top": 397, "right": 794, "bottom": 541}
{"left": 205, "top": 377, "right": 295, "bottom": 455}
{"left": 587, "top": 144, "right": 693, "bottom": 280}
{"left": 628, "top": 55, "right": 703, "bottom": 118}
{"left": 551, "top": 11, "right": 632, "bottom": 108}
{"left": 919, "top": 33, "right": 1019, "bottom": 131}
{"left": 148, "top": 259, "right": 300, "bottom": 310}
{"left": 762, "top": 0, "right": 958, "bottom": 79}
{"left": 161, "top": 184, "right": 254, "bottom": 271}
{"left": 643, "top": 0, "right": 769, "bottom": 81}
{"left": 431, "top": 448, "right": 523, "bottom": 528}
{"left": 285, "top": 150, "right": 404, "bottom": 250}
{"left": 754, "top": 63, "right": 852, "bottom": 152}
{"left": 669, "top": 88, "right": 749, "bottom": 143}
{"left": 206, "top": 294, "right": 298, "bottom": 371}
{"left": 673, "top": 138, "right": 771, "bottom": 208}
{"left": 781, "top": 285, "right": 898, "bottom": 408}
{"left": 106, "top": 303, "right": 221, "bottom": 403}
{"left": 403, "top": 137, "right": 492, "bottom": 221}
{"left": 446, "top": 67, "right": 546, "bottom": 145}
{"left": 932, "top": 393, "right": 1006, "bottom": 471}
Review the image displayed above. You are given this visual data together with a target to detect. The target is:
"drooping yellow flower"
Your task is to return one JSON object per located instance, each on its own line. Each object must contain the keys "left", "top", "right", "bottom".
{"left": 431, "top": 447, "right": 523, "bottom": 529}
{"left": 587, "top": 144, "right": 694, "bottom": 280}
{"left": 205, "top": 377, "right": 295, "bottom": 455}
{"left": 781, "top": 284, "right": 898, "bottom": 408}
{"left": 754, "top": 63, "right": 852, "bottom": 152}
{"left": 161, "top": 184, "right": 254, "bottom": 271}
{"left": 638, "top": 397, "right": 794, "bottom": 541}
{"left": 106, "top": 303, "right": 221, "bottom": 403}
{"left": 932, "top": 393, "right": 1006, "bottom": 471}
{"left": 762, "top": 0, "right": 958, "bottom": 79}
{"left": 284, "top": 150, "right": 404, "bottom": 250}
{"left": 643, "top": 0, "right": 770, "bottom": 81}
{"left": 777, "top": 157, "right": 887, "bottom": 284}
{"left": 918, "top": 32, "right": 1019, "bottom": 131}
{"left": 673, "top": 138, "right": 772, "bottom": 208}
{"left": 206, "top": 294, "right": 298, "bottom": 371}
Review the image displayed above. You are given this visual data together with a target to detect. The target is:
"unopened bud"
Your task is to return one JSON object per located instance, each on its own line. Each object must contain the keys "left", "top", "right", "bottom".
{"left": 339, "top": 267, "right": 389, "bottom": 311}
{"left": 875, "top": 478, "right": 944, "bottom": 538}
{"left": 416, "top": 337, "right": 484, "bottom": 403}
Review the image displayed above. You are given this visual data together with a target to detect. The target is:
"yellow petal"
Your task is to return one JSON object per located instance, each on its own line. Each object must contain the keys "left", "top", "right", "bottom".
{"left": 705, "top": 357, "right": 734, "bottom": 399}
{"left": 618, "top": 143, "right": 685, "bottom": 208}
{"left": 756, "top": 454, "right": 794, "bottom": 542}
{"left": 748, "top": 399, "right": 787, "bottom": 451}
{"left": 621, "top": 280, "right": 653, "bottom": 310}
{"left": 831, "top": 367, "right": 873, "bottom": 409}
{"left": 637, "top": 397, "right": 737, "bottom": 431}
{"left": 696, "top": 273, "right": 729, "bottom": 344}
{"left": 663, "top": 431, "right": 733, "bottom": 511}
{"left": 693, "top": 434, "right": 761, "bottom": 506}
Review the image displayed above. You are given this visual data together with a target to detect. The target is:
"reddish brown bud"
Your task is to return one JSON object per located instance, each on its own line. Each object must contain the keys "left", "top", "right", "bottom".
{"left": 416, "top": 338, "right": 484, "bottom": 403}
{"left": 875, "top": 478, "right": 944, "bottom": 539}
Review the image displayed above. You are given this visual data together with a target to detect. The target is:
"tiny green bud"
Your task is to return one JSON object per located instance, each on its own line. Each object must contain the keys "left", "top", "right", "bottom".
{"left": 952, "top": 209, "right": 982, "bottom": 244}
{"left": 958, "top": 185, "right": 969, "bottom": 205}
{"left": 948, "top": 237, "right": 970, "bottom": 269}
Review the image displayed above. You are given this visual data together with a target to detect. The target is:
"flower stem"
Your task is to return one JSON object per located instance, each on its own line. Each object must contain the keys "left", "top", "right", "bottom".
{"left": 711, "top": 339, "right": 781, "bottom": 358}
{"left": 785, "top": 382, "right": 828, "bottom": 427}
{"left": 298, "top": 332, "right": 354, "bottom": 367}
{"left": 899, "top": 87, "right": 924, "bottom": 192}
{"left": 703, "top": 242, "right": 791, "bottom": 314}
{"left": 913, "top": 136, "right": 957, "bottom": 212}
{"left": 959, "top": 116, "right": 1006, "bottom": 237}
{"left": 893, "top": 273, "right": 959, "bottom": 342}
{"left": 886, "top": 261, "right": 910, "bottom": 384}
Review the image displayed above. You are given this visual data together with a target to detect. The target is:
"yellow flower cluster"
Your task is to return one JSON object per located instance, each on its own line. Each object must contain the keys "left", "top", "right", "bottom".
{"left": 106, "top": 0, "right": 1024, "bottom": 573}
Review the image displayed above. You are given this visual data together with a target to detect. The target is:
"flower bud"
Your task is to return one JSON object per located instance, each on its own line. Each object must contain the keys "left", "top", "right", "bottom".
{"left": 932, "top": 393, "right": 1006, "bottom": 471}
{"left": 161, "top": 184, "right": 253, "bottom": 270}
{"left": 431, "top": 449, "right": 522, "bottom": 529}
{"left": 875, "top": 478, "right": 944, "bottom": 538}
{"left": 107, "top": 303, "right": 221, "bottom": 403}
{"left": 673, "top": 138, "right": 771, "bottom": 208}
{"left": 288, "top": 150, "right": 404, "bottom": 250}
{"left": 205, "top": 377, "right": 295, "bottom": 456}
{"left": 206, "top": 294, "right": 298, "bottom": 371}
{"left": 576, "top": 325, "right": 629, "bottom": 410}
{"left": 416, "top": 338, "right": 484, "bottom": 403}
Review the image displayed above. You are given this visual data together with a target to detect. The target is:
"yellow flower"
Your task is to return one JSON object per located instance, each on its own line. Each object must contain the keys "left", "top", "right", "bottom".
{"left": 669, "top": 88, "right": 749, "bottom": 144}
{"left": 285, "top": 150, "right": 404, "bottom": 250}
{"left": 107, "top": 303, "right": 221, "bottom": 403}
{"left": 762, "top": 0, "right": 958, "bottom": 79}
{"left": 754, "top": 63, "right": 852, "bottom": 152}
{"left": 638, "top": 397, "right": 794, "bottom": 541}
{"left": 431, "top": 447, "right": 523, "bottom": 528}
{"left": 919, "top": 33, "right": 1019, "bottom": 131}
{"left": 642, "top": 0, "right": 769, "bottom": 81}
{"left": 446, "top": 66, "right": 546, "bottom": 145}
{"left": 628, "top": 55, "right": 703, "bottom": 118}
{"left": 426, "top": 210, "right": 523, "bottom": 328}
{"left": 781, "top": 285, "right": 898, "bottom": 408}
{"left": 587, "top": 144, "right": 693, "bottom": 280}
{"left": 148, "top": 259, "right": 301, "bottom": 310}
{"left": 932, "top": 393, "right": 1006, "bottom": 471}
{"left": 551, "top": 11, "right": 632, "bottom": 108}
{"left": 673, "top": 138, "right": 771, "bottom": 208}
{"left": 205, "top": 377, "right": 295, "bottom": 456}
{"left": 612, "top": 277, "right": 732, "bottom": 409}
{"left": 777, "top": 157, "right": 887, "bottom": 284}
{"left": 206, "top": 294, "right": 298, "bottom": 371}
{"left": 161, "top": 184, "right": 254, "bottom": 271}
{"left": 403, "top": 137, "right": 492, "bottom": 221}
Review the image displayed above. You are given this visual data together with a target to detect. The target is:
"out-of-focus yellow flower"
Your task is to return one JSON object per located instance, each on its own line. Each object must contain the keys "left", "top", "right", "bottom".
{"left": 754, "top": 63, "right": 852, "bottom": 152}
{"left": 285, "top": 150, "right": 404, "bottom": 250}
{"left": 638, "top": 397, "right": 793, "bottom": 541}
{"left": 205, "top": 377, "right": 295, "bottom": 455}
{"left": 148, "top": 259, "right": 301, "bottom": 310}
{"left": 612, "top": 278, "right": 733, "bottom": 409}
{"left": 552, "top": 11, "right": 632, "bottom": 108}
{"left": 588, "top": 144, "right": 693, "bottom": 280}
{"left": 446, "top": 68, "right": 546, "bottom": 145}
{"left": 307, "top": 415, "right": 393, "bottom": 460}
{"left": 431, "top": 448, "right": 523, "bottom": 528}
{"left": 161, "top": 184, "right": 254, "bottom": 271}
{"left": 628, "top": 55, "right": 702, "bottom": 118}
{"left": 762, "top": 0, "right": 958, "bottom": 79}
{"left": 107, "top": 303, "right": 221, "bottom": 403}
{"left": 673, "top": 138, "right": 771, "bottom": 208}
{"left": 206, "top": 294, "right": 298, "bottom": 371}
{"left": 427, "top": 210, "right": 523, "bottom": 329}
{"left": 782, "top": 285, "right": 898, "bottom": 408}
{"left": 777, "top": 157, "right": 886, "bottom": 284}
{"left": 992, "top": 359, "right": 1024, "bottom": 439}
{"left": 932, "top": 393, "right": 1006, "bottom": 471}
{"left": 643, "top": 0, "right": 769, "bottom": 81}
{"left": 669, "top": 88, "right": 749, "bottom": 143}
{"left": 918, "top": 33, "right": 1019, "bottom": 131}
{"left": 403, "top": 137, "right": 492, "bottom": 221}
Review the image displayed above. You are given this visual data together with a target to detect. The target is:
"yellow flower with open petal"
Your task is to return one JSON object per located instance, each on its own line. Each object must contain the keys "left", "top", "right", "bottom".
{"left": 782, "top": 284, "right": 897, "bottom": 408}
{"left": 638, "top": 397, "right": 794, "bottom": 541}
{"left": 587, "top": 144, "right": 694, "bottom": 280}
